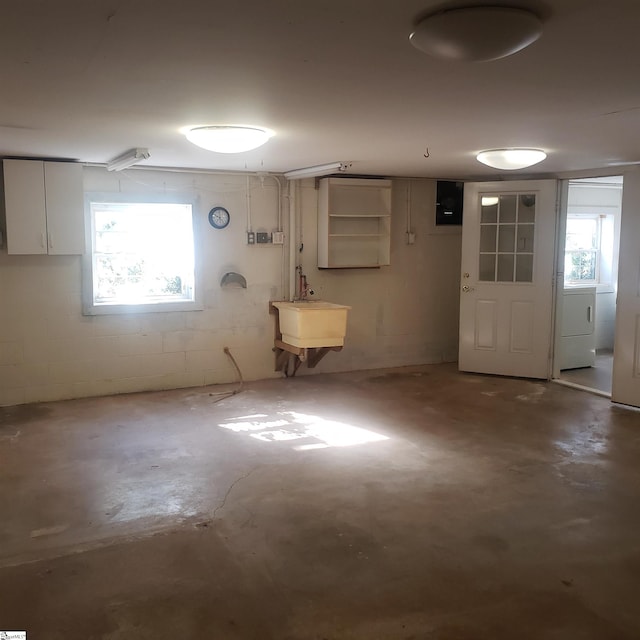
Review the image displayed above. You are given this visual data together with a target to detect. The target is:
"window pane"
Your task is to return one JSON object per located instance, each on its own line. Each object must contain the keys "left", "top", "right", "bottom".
{"left": 516, "top": 224, "right": 535, "bottom": 253}
{"left": 565, "top": 250, "right": 597, "bottom": 281}
{"left": 565, "top": 218, "right": 597, "bottom": 250}
{"left": 499, "top": 195, "right": 517, "bottom": 223}
{"left": 481, "top": 201, "right": 498, "bottom": 223}
{"left": 479, "top": 254, "right": 496, "bottom": 281}
{"left": 480, "top": 225, "right": 497, "bottom": 252}
{"left": 91, "top": 202, "right": 195, "bottom": 306}
{"left": 516, "top": 254, "right": 534, "bottom": 282}
{"left": 498, "top": 224, "right": 515, "bottom": 252}
{"left": 518, "top": 195, "right": 536, "bottom": 222}
{"left": 497, "top": 254, "right": 515, "bottom": 282}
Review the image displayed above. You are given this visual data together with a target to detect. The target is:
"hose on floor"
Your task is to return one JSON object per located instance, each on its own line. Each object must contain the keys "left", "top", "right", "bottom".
{"left": 208, "top": 346, "right": 244, "bottom": 403}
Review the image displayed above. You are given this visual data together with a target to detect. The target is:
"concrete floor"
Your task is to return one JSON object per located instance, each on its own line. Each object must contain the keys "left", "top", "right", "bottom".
{"left": 561, "top": 350, "right": 614, "bottom": 395}
{"left": 1, "top": 363, "right": 640, "bottom": 639}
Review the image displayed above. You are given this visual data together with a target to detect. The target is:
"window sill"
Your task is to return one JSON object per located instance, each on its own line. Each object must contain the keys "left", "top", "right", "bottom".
{"left": 83, "top": 300, "right": 204, "bottom": 316}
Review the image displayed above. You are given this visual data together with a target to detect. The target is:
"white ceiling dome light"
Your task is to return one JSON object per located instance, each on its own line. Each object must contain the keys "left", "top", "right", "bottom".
{"left": 476, "top": 148, "right": 547, "bottom": 170}
{"left": 184, "top": 125, "right": 274, "bottom": 153}
{"left": 409, "top": 6, "right": 543, "bottom": 62}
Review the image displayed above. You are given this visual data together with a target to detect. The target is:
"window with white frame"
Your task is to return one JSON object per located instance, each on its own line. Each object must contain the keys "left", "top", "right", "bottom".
{"left": 83, "top": 198, "right": 200, "bottom": 314}
{"left": 564, "top": 213, "right": 614, "bottom": 285}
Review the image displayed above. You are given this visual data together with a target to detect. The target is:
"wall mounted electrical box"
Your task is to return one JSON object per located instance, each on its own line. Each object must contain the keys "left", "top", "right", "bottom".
{"left": 436, "top": 180, "right": 464, "bottom": 226}
{"left": 256, "top": 232, "right": 271, "bottom": 244}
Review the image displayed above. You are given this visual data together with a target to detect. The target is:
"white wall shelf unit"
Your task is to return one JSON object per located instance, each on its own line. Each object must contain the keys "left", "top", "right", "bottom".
{"left": 3, "top": 159, "right": 84, "bottom": 255}
{"left": 318, "top": 177, "right": 392, "bottom": 268}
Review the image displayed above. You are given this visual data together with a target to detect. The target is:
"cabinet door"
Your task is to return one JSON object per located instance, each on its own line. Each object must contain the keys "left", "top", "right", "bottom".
{"left": 3, "top": 159, "right": 47, "bottom": 254}
{"left": 44, "top": 162, "right": 84, "bottom": 255}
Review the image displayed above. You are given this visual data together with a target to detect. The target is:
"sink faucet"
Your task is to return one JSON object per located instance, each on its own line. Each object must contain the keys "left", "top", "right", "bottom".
{"left": 297, "top": 265, "right": 313, "bottom": 300}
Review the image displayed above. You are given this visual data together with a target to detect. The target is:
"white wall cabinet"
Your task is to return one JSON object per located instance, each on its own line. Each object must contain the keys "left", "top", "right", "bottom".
{"left": 3, "top": 159, "right": 84, "bottom": 255}
{"left": 318, "top": 177, "right": 391, "bottom": 268}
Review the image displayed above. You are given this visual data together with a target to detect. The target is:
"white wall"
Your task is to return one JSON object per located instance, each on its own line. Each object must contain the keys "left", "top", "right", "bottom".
{"left": 0, "top": 168, "right": 461, "bottom": 406}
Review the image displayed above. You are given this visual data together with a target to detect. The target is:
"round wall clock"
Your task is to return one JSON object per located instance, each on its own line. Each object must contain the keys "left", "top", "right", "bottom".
{"left": 208, "top": 206, "right": 230, "bottom": 229}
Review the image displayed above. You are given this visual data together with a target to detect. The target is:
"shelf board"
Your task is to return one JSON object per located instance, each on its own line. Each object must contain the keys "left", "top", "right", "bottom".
{"left": 329, "top": 213, "right": 390, "bottom": 218}
{"left": 329, "top": 233, "right": 384, "bottom": 238}
{"left": 322, "top": 264, "right": 384, "bottom": 269}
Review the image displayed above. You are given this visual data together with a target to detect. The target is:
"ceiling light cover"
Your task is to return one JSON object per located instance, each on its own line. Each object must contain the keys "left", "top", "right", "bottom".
{"left": 476, "top": 148, "right": 547, "bottom": 170}
{"left": 185, "top": 125, "right": 274, "bottom": 153}
{"left": 409, "top": 7, "right": 543, "bottom": 62}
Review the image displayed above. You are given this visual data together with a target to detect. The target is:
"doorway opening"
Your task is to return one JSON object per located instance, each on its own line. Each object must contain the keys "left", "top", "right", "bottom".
{"left": 556, "top": 176, "right": 622, "bottom": 396}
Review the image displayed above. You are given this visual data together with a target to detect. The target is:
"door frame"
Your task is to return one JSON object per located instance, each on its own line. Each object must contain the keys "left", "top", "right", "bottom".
{"left": 551, "top": 179, "right": 570, "bottom": 382}
{"left": 550, "top": 172, "right": 624, "bottom": 396}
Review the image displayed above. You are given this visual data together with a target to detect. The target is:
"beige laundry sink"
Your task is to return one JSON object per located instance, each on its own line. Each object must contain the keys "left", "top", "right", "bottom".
{"left": 272, "top": 301, "right": 351, "bottom": 348}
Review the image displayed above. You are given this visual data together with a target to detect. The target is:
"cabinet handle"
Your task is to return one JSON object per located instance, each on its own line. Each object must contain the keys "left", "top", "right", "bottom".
{"left": 587, "top": 306, "right": 592, "bottom": 323}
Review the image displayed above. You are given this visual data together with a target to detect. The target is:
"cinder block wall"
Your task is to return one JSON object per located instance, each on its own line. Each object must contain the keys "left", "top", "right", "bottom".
{"left": 0, "top": 168, "right": 461, "bottom": 406}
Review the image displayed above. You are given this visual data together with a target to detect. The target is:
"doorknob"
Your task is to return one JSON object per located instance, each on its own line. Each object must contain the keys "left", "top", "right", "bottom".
{"left": 462, "top": 285, "right": 475, "bottom": 293}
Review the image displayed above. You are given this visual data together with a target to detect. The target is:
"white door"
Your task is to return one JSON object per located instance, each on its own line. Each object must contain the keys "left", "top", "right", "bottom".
{"left": 612, "top": 168, "right": 640, "bottom": 407}
{"left": 459, "top": 180, "right": 558, "bottom": 378}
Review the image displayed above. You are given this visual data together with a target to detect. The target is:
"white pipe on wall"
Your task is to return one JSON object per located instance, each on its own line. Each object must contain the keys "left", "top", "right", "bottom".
{"left": 288, "top": 179, "right": 297, "bottom": 301}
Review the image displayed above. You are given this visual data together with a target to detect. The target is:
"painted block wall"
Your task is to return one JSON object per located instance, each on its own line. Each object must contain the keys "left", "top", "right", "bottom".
{"left": 294, "top": 178, "right": 461, "bottom": 373}
{"left": 0, "top": 167, "right": 462, "bottom": 406}
{"left": 0, "top": 167, "right": 285, "bottom": 406}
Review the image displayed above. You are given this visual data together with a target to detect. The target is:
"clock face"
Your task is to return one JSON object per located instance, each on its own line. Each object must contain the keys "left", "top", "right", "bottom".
{"left": 208, "top": 206, "right": 230, "bottom": 229}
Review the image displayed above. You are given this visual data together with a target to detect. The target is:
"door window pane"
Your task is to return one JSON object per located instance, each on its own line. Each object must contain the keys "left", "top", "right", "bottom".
{"left": 498, "top": 224, "right": 516, "bottom": 252}
{"left": 516, "top": 254, "right": 534, "bottom": 282}
{"left": 481, "top": 200, "right": 498, "bottom": 223}
{"left": 499, "top": 195, "right": 517, "bottom": 223}
{"left": 497, "top": 254, "right": 515, "bottom": 282}
{"left": 519, "top": 195, "right": 536, "bottom": 222}
{"left": 516, "top": 224, "right": 535, "bottom": 253}
{"left": 480, "top": 225, "right": 497, "bottom": 252}
{"left": 479, "top": 254, "right": 496, "bottom": 281}
{"left": 477, "top": 191, "right": 536, "bottom": 283}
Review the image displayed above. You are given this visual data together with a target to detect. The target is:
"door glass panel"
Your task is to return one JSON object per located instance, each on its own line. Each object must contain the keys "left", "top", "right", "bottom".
{"left": 480, "top": 225, "right": 497, "bottom": 252}
{"left": 477, "top": 191, "right": 537, "bottom": 283}
{"left": 481, "top": 200, "right": 498, "bottom": 223}
{"left": 516, "top": 254, "right": 534, "bottom": 282}
{"left": 479, "top": 254, "right": 496, "bottom": 281}
{"left": 498, "top": 224, "right": 516, "bottom": 252}
{"left": 497, "top": 254, "right": 515, "bottom": 281}
{"left": 519, "top": 195, "right": 536, "bottom": 222}
{"left": 517, "top": 224, "right": 535, "bottom": 252}
{"left": 499, "top": 195, "right": 517, "bottom": 223}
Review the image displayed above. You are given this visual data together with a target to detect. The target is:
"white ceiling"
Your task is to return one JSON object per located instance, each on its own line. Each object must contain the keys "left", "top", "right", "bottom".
{"left": 1, "top": 0, "right": 639, "bottom": 179}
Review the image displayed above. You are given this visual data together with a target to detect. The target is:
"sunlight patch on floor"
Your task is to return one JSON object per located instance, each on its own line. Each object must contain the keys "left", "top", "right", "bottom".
{"left": 218, "top": 411, "right": 389, "bottom": 450}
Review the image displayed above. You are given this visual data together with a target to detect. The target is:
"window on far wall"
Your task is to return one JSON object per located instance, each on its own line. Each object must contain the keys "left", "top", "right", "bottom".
{"left": 564, "top": 213, "right": 614, "bottom": 286}
{"left": 83, "top": 199, "right": 200, "bottom": 315}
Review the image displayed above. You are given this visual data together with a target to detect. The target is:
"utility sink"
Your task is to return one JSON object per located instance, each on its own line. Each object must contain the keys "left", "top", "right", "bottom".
{"left": 272, "top": 301, "right": 351, "bottom": 348}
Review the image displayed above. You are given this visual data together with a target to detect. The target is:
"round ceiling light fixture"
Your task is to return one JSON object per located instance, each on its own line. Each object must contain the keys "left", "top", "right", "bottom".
{"left": 476, "top": 148, "right": 547, "bottom": 170}
{"left": 409, "top": 6, "right": 543, "bottom": 62}
{"left": 184, "top": 125, "right": 274, "bottom": 153}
